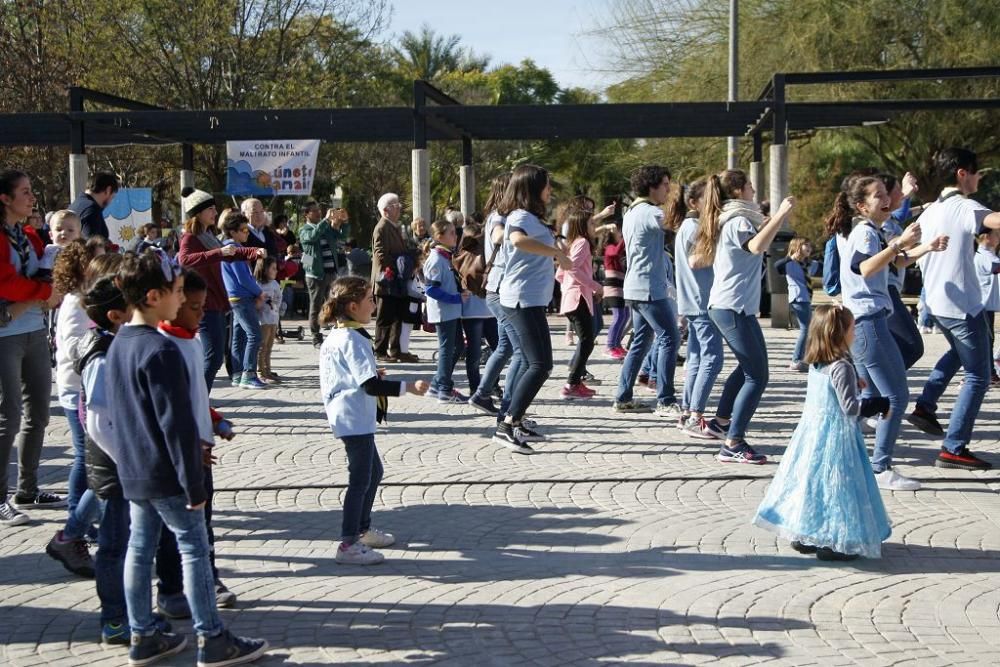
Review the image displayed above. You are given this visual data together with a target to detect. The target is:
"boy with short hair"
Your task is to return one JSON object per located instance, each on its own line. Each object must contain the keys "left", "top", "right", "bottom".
{"left": 106, "top": 251, "right": 267, "bottom": 666}
{"left": 907, "top": 147, "right": 1000, "bottom": 470}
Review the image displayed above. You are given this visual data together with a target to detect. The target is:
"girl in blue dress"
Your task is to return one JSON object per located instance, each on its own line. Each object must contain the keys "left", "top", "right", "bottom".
{"left": 753, "top": 305, "right": 892, "bottom": 561}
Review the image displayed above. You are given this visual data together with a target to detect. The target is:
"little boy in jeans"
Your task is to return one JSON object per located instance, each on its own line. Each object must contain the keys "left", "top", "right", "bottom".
{"left": 106, "top": 250, "right": 268, "bottom": 666}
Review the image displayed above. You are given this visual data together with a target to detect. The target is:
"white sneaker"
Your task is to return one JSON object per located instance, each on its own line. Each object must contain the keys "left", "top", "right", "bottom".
{"left": 874, "top": 469, "right": 921, "bottom": 491}
{"left": 335, "top": 541, "right": 385, "bottom": 565}
{"left": 359, "top": 527, "right": 395, "bottom": 549}
{"left": 654, "top": 403, "right": 684, "bottom": 418}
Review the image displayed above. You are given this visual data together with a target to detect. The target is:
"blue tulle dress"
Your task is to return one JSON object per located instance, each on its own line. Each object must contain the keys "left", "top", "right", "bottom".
{"left": 753, "top": 364, "right": 891, "bottom": 558}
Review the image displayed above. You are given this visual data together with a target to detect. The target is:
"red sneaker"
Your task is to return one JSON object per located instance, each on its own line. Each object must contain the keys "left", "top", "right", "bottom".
{"left": 936, "top": 447, "right": 992, "bottom": 470}
{"left": 560, "top": 383, "right": 596, "bottom": 400}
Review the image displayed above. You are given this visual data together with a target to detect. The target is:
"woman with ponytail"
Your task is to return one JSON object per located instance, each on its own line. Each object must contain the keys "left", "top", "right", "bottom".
{"left": 694, "top": 169, "right": 795, "bottom": 465}
{"left": 836, "top": 176, "right": 946, "bottom": 490}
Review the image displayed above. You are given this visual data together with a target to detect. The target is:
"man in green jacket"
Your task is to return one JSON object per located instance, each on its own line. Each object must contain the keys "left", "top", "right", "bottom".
{"left": 299, "top": 200, "right": 348, "bottom": 347}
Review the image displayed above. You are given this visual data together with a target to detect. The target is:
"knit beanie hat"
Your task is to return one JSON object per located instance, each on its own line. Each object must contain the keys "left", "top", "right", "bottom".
{"left": 181, "top": 187, "right": 215, "bottom": 218}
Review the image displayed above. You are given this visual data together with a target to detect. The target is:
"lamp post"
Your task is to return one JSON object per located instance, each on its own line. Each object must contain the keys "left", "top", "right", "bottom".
{"left": 727, "top": 0, "right": 739, "bottom": 169}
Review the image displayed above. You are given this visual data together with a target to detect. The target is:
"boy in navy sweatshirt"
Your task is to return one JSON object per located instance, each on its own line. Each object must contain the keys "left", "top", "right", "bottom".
{"left": 106, "top": 249, "right": 268, "bottom": 667}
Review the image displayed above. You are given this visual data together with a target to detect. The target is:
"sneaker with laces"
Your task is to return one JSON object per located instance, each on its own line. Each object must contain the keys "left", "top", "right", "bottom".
{"left": 424, "top": 387, "right": 440, "bottom": 400}
{"left": 128, "top": 629, "right": 187, "bottom": 666}
{"left": 606, "top": 347, "right": 626, "bottom": 360}
{"left": 360, "top": 527, "right": 396, "bottom": 548}
{"left": 874, "top": 469, "right": 921, "bottom": 491}
{"left": 437, "top": 389, "right": 468, "bottom": 404}
{"left": 215, "top": 580, "right": 237, "bottom": 608}
{"left": 681, "top": 416, "right": 722, "bottom": 440}
{"left": 515, "top": 424, "right": 546, "bottom": 442}
{"left": 468, "top": 393, "right": 499, "bottom": 415}
{"left": 230, "top": 375, "right": 242, "bottom": 387}
{"left": 717, "top": 441, "right": 767, "bottom": 465}
{"left": 654, "top": 402, "right": 683, "bottom": 418}
{"left": 703, "top": 418, "right": 728, "bottom": 439}
{"left": 676, "top": 413, "right": 690, "bottom": 429}
{"left": 45, "top": 530, "right": 95, "bottom": 577}
{"left": 936, "top": 446, "right": 993, "bottom": 470}
{"left": 0, "top": 500, "right": 29, "bottom": 526}
{"left": 335, "top": 541, "right": 385, "bottom": 565}
{"left": 239, "top": 374, "right": 269, "bottom": 390}
{"left": 12, "top": 491, "right": 66, "bottom": 510}
{"left": 491, "top": 422, "right": 535, "bottom": 455}
{"left": 103, "top": 617, "right": 173, "bottom": 647}
{"left": 519, "top": 417, "right": 538, "bottom": 430}
{"left": 613, "top": 400, "right": 651, "bottom": 413}
{"left": 561, "top": 383, "right": 596, "bottom": 400}
{"left": 581, "top": 371, "right": 602, "bottom": 386}
{"left": 906, "top": 407, "right": 944, "bottom": 437}
{"left": 196, "top": 629, "right": 269, "bottom": 667}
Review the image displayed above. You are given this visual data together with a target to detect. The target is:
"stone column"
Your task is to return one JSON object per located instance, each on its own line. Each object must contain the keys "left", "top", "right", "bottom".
{"left": 459, "top": 165, "right": 475, "bottom": 220}
{"left": 69, "top": 154, "right": 88, "bottom": 202}
{"left": 411, "top": 149, "right": 431, "bottom": 222}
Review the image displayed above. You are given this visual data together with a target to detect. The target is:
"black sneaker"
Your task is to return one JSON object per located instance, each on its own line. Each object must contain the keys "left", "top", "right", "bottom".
{"left": 197, "top": 629, "right": 269, "bottom": 667}
{"left": 514, "top": 423, "right": 545, "bottom": 442}
{"left": 906, "top": 407, "right": 945, "bottom": 437}
{"left": 790, "top": 541, "right": 817, "bottom": 555}
{"left": 0, "top": 500, "right": 29, "bottom": 526}
{"left": 936, "top": 446, "right": 993, "bottom": 470}
{"left": 467, "top": 393, "right": 499, "bottom": 415}
{"left": 816, "top": 547, "right": 859, "bottom": 562}
{"left": 491, "top": 422, "right": 534, "bottom": 455}
{"left": 581, "top": 371, "right": 602, "bottom": 386}
{"left": 491, "top": 385, "right": 503, "bottom": 400}
{"left": 312, "top": 333, "right": 324, "bottom": 349}
{"left": 12, "top": 491, "right": 66, "bottom": 510}
{"left": 215, "top": 580, "right": 237, "bottom": 608}
{"left": 128, "top": 629, "right": 187, "bottom": 666}
{"left": 156, "top": 592, "right": 191, "bottom": 620}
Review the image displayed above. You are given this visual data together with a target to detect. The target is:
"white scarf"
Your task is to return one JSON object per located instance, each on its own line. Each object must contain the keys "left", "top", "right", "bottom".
{"left": 718, "top": 199, "right": 765, "bottom": 227}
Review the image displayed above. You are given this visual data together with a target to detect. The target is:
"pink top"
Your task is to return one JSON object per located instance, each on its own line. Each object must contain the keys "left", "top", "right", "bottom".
{"left": 555, "top": 237, "right": 602, "bottom": 315}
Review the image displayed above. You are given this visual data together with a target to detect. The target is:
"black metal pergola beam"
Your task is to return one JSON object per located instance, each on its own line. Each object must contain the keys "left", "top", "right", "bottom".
{"left": 756, "top": 66, "right": 1000, "bottom": 101}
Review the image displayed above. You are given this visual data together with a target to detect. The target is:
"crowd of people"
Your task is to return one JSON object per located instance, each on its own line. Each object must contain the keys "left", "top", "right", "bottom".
{"left": 0, "top": 145, "right": 998, "bottom": 664}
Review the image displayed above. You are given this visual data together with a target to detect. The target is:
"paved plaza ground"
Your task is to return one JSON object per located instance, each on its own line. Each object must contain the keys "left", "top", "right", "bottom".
{"left": 2, "top": 317, "right": 1000, "bottom": 666}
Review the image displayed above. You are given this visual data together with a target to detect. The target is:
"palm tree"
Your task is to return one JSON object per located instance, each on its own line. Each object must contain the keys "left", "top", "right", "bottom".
{"left": 393, "top": 24, "right": 488, "bottom": 81}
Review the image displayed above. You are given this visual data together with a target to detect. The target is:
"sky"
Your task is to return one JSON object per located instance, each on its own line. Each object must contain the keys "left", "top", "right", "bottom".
{"left": 387, "top": 0, "right": 616, "bottom": 91}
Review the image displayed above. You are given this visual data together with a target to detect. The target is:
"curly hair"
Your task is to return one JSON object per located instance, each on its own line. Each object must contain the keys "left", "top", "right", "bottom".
{"left": 51, "top": 240, "right": 91, "bottom": 295}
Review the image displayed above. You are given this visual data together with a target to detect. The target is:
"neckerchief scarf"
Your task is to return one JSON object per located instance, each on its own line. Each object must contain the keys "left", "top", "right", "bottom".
{"left": 719, "top": 199, "right": 765, "bottom": 228}
{"left": 2, "top": 222, "right": 31, "bottom": 276}
{"left": 336, "top": 318, "right": 388, "bottom": 423}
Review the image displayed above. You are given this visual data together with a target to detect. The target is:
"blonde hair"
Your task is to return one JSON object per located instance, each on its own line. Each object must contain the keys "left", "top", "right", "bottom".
{"left": 803, "top": 305, "right": 855, "bottom": 366}
{"left": 787, "top": 237, "right": 811, "bottom": 258}
{"left": 50, "top": 209, "right": 80, "bottom": 230}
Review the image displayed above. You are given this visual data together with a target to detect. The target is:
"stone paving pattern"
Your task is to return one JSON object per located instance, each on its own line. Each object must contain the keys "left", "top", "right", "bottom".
{"left": 2, "top": 317, "right": 999, "bottom": 666}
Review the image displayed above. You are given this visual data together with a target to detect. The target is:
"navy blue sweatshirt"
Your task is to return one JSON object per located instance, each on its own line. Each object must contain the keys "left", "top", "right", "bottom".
{"left": 105, "top": 324, "right": 206, "bottom": 506}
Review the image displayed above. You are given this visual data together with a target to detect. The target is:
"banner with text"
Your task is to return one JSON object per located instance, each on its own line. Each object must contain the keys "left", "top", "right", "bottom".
{"left": 103, "top": 188, "right": 152, "bottom": 248}
{"left": 225, "top": 140, "right": 320, "bottom": 196}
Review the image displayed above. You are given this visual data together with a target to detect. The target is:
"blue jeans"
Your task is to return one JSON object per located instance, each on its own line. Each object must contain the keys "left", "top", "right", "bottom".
{"left": 502, "top": 306, "right": 552, "bottom": 422}
{"left": 606, "top": 306, "right": 628, "bottom": 350}
{"left": 917, "top": 311, "right": 991, "bottom": 453}
{"left": 789, "top": 302, "right": 812, "bottom": 363}
{"left": 340, "top": 433, "right": 384, "bottom": 542}
{"left": 852, "top": 312, "right": 908, "bottom": 472}
{"left": 230, "top": 299, "right": 262, "bottom": 376}
{"left": 709, "top": 308, "right": 769, "bottom": 440}
{"left": 683, "top": 315, "right": 724, "bottom": 414}
{"left": 62, "top": 406, "right": 101, "bottom": 540}
{"left": 478, "top": 293, "right": 523, "bottom": 405}
{"left": 432, "top": 319, "right": 465, "bottom": 395}
{"left": 198, "top": 309, "right": 226, "bottom": 393}
{"left": 888, "top": 286, "right": 924, "bottom": 369}
{"left": 616, "top": 298, "right": 679, "bottom": 406}
{"left": 96, "top": 495, "right": 127, "bottom": 626}
{"left": 125, "top": 495, "right": 222, "bottom": 638}
{"left": 461, "top": 318, "right": 485, "bottom": 394}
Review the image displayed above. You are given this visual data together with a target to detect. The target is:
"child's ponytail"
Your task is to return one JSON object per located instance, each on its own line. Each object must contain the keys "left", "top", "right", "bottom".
{"left": 319, "top": 276, "right": 371, "bottom": 326}
{"left": 692, "top": 173, "right": 725, "bottom": 266}
{"left": 824, "top": 175, "right": 879, "bottom": 238}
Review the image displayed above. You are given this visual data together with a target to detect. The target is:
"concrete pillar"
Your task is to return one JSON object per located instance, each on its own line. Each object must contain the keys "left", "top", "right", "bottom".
{"left": 459, "top": 165, "right": 475, "bottom": 219}
{"left": 69, "top": 154, "right": 88, "bottom": 202}
{"left": 767, "top": 143, "right": 790, "bottom": 328}
{"left": 411, "top": 148, "right": 431, "bottom": 222}
{"left": 750, "top": 160, "right": 765, "bottom": 205}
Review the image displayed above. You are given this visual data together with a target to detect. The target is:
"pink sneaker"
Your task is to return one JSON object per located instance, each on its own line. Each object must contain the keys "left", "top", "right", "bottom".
{"left": 561, "top": 383, "right": 596, "bottom": 400}
{"left": 606, "top": 347, "right": 626, "bottom": 360}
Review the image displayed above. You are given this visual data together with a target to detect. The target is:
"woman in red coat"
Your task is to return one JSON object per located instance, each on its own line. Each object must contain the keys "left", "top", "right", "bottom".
{"left": 176, "top": 187, "right": 264, "bottom": 393}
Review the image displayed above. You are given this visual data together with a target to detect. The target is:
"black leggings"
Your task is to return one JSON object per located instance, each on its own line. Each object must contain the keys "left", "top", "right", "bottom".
{"left": 503, "top": 305, "right": 552, "bottom": 422}
{"left": 566, "top": 299, "right": 595, "bottom": 385}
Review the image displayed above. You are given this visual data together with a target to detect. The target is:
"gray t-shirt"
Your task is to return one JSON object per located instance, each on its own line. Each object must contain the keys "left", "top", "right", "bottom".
{"left": 708, "top": 215, "right": 760, "bottom": 314}
{"left": 622, "top": 201, "right": 667, "bottom": 302}
{"left": 675, "top": 215, "right": 713, "bottom": 316}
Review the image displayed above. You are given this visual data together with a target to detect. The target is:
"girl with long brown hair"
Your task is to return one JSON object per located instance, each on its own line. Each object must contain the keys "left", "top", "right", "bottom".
{"left": 556, "top": 204, "right": 602, "bottom": 399}
{"left": 695, "top": 169, "right": 795, "bottom": 465}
